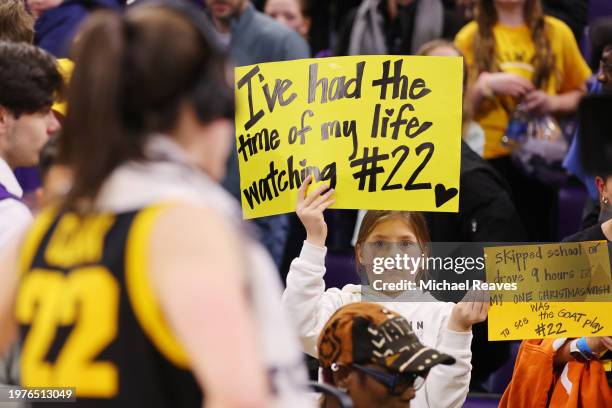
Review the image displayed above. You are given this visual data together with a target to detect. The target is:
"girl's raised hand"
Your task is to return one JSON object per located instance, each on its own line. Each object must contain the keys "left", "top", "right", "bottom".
{"left": 296, "top": 175, "right": 335, "bottom": 247}
{"left": 448, "top": 288, "right": 489, "bottom": 332}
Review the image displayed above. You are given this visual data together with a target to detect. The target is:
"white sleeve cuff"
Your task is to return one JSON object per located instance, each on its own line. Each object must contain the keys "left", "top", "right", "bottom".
{"left": 439, "top": 329, "right": 473, "bottom": 351}
{"left": 299, "top": 241, "right": 327, "bottom": 266}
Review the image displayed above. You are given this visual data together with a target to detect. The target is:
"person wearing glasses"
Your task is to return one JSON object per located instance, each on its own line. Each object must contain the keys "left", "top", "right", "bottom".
{"left": 317, "top": 302, "right": 456, "bottom": 408}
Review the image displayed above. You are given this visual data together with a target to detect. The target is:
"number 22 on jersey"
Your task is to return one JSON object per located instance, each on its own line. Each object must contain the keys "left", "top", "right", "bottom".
{"left": 16, "top": 267, "right": 119, "bottom": 398}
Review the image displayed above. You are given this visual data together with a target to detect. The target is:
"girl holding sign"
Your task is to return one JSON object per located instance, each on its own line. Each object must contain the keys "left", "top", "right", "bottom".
{"left": 282, "top": 176, "right": 488, "bottom": 408}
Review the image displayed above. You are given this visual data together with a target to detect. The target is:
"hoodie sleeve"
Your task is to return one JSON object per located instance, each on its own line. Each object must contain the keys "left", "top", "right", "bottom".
{"left": 413, "top": 306, "right": 473, "bottom": 408}
{"left": 281, "top": 241, "right": 357, "bottom": 357}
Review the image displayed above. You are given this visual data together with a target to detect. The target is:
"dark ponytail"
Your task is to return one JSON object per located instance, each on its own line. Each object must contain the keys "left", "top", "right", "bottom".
{"left": 59, "top": 5, "right": 232, "bottom": 212}
{"left": 60, "top": 11, "right": 135, "bottom": 212}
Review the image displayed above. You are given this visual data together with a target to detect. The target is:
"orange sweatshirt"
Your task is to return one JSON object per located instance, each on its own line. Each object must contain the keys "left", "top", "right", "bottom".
{"left": 500, "top": 339, "right": 612, "bottom": 408}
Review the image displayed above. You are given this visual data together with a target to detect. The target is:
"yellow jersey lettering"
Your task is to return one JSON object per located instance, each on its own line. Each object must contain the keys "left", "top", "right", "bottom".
{"left": 16, "top": 267, "right": 120, "bottom": 398}
{"left": 45, "top": 214, "right": 115, "bottom": 268}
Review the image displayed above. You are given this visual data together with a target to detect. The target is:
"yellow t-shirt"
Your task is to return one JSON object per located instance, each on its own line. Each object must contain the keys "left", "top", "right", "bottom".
{"left": 455, "top": 16, "right": 591, "bottom": 159}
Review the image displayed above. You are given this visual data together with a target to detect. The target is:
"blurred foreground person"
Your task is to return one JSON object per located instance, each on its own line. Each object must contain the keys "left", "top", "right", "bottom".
{"left": 0, "top": 1, "right": 312, "bottom": 407}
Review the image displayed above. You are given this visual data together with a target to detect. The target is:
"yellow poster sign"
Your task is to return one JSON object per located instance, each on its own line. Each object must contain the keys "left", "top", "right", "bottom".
{"left": 234, "top": 56, "right": 463, "bottom": 219}
{"left": 485, "top": 241, "right": 612, "bottom": 340}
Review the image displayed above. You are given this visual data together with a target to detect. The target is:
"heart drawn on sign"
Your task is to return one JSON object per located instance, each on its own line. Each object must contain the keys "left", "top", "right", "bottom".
{"left": 434, "top": 184, "right": 458, "bottom": 208}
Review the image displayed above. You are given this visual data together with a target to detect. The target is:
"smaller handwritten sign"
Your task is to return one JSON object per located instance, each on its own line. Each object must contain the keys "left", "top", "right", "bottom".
{"left": 485, "top": 241, "right": 612, "bottom": 340}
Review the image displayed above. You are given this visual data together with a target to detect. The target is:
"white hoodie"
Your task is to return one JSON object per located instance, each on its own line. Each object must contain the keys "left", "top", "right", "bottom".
{"left": 282, "top": 241, "right": 473, "bottom": 408}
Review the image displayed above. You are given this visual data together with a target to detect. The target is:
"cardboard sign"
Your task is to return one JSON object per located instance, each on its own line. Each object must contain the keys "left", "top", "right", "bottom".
{"left": 485, "top": 242, "right": 612, "bottom": 340}
{"left": 234, "top": 56, "right": 463, "bottom": 219}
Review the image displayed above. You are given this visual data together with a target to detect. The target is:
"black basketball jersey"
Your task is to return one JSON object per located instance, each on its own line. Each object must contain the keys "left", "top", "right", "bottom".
{"left": 16, "top": 205, "right": 202, "bottom": 407}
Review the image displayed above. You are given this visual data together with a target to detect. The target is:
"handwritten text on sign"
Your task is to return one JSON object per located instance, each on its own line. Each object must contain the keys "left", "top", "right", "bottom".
{"left": 485, "top": 242, "right": 612, "bottom": 341}
{"left": 234, "top": 56, "right": 463, "bottom": 219}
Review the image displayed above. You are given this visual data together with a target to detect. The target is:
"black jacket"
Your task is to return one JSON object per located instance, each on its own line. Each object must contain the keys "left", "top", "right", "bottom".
{"left": 563, "top": 222, "right": 607, "bottom": 242}
{"left": 425, "top": 142, "right": 527, "bottom": 243}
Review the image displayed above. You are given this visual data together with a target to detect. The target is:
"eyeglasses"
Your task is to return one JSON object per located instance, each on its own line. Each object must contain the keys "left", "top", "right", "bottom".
{"left": 351, "top": 363, "right": 427, "bottom": 396}
{"left": 369, "top": 240, "right": 418, "bottom": 248}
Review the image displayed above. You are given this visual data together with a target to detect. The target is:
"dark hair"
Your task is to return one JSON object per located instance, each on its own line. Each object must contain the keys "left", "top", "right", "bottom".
{"left": 473, "top": 0, "right": 555, "bottom": 90}
{"left": 0, "top": 0, "right": 34, "bottom": 43}
{"left": 0, "top": 41, "right": 62, "bottom": 117}
{"left": 297, "top": 0, "right": 310, "bottom": 18}
{"left": 590, "top": 17, "right": 612, "bottom": 68}
{"left": 59, "top": 3, "right": 233, "bottom": 212}
{"left": 39, "top": 135, "right": 59, "bottom": 180}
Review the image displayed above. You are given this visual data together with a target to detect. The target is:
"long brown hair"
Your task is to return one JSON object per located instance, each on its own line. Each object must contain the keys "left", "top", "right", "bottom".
{"left": 59, "top": 5, "right": 232, "bottom": 212}
{"left": 0, "top": 0, "right": 34, "bottom": 43}
{"left": 355, "top": 211, "right": 431, "bottom": 283}
{"left": 472, "top": 0, "right": 555, "bottom": 89}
